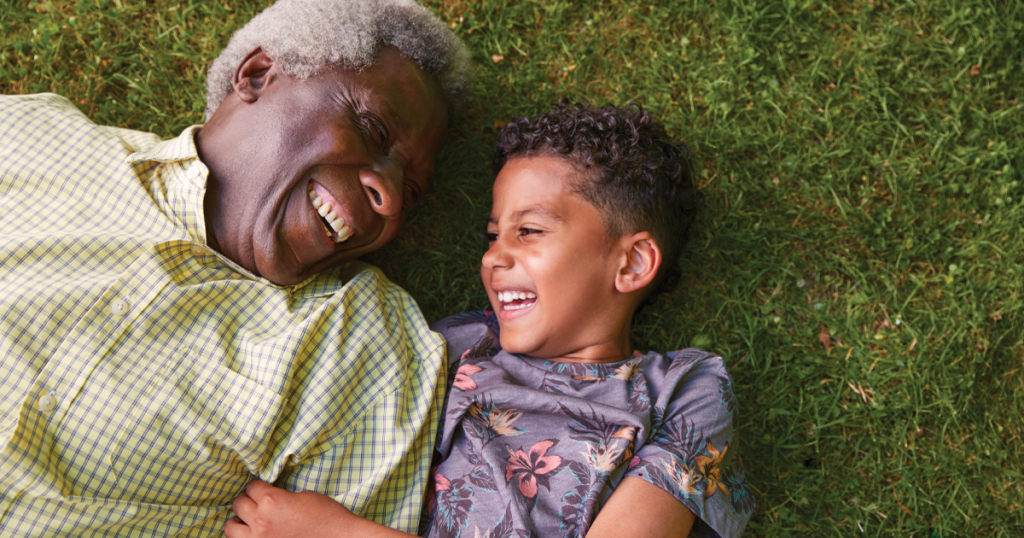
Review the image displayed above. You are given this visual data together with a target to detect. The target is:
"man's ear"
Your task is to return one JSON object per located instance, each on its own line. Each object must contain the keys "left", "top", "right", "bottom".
{"left": 232, "top": 48, "right": 276, "bottom": 103}
{"left": 615, "top": 232, "right": 662, "bottom": 294}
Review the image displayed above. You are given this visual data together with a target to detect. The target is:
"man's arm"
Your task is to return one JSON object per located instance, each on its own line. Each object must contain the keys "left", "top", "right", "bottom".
{"left": 269, "top": 375, "right": 444, "bottom": 533}
{"left": 246, "top": 264, "right": 446, "bottom": 533}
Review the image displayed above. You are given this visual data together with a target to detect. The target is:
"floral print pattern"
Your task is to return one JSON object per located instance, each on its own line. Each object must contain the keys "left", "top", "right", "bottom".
{"left": 421, "top": 312, "right": 754, "bottom": 538}
{"left": 505, "top": 439, "right": 564, "bottom": 498}
{"left": 453, "top": 362, "right": 483, "bottom": 391}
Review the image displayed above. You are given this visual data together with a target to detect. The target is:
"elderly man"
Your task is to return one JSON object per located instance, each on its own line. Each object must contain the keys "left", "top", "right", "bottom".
{"left": 0, "top": 0, "right": 470, "bottom": 535}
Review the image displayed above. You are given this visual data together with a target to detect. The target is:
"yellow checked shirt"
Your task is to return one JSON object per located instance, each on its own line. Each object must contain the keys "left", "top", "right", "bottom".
{"left": 0, "top": 93, "right": 447, "bottom": 536}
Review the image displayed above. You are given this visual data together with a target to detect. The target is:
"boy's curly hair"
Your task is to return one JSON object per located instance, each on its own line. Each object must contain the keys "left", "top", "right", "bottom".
{"left": 494, "top": 101, "right": 700, "bottom": 296}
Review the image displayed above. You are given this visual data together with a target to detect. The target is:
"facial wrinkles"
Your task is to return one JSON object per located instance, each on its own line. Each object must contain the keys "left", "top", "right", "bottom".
{"left": 341, "top": 93, "right": 409, "bottom": 212}
{"left": 376, "top": 111, "right": 428, "bottom": 206}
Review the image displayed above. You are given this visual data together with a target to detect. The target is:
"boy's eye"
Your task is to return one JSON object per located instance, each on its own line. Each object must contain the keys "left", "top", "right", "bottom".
{"left": 483, "top": 232, "right": 498, "bottom": 244}
{"left": 518, "top": 227, "right": 541, "bottom": 236}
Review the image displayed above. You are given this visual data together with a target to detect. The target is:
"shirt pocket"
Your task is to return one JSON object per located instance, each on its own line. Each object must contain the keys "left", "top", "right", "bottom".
{"left": 109, "top": 344, "right": 285, "bottom": 505}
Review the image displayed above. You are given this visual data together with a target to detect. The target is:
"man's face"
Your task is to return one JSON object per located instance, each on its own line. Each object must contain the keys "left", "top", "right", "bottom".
{"left": 203, "top": 47, "right": 448, "bottom": 285}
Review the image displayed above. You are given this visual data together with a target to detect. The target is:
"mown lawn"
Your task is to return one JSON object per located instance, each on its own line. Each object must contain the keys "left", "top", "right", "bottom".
{"left": 3, "top": 0, "right": 1022, "bottom": 536}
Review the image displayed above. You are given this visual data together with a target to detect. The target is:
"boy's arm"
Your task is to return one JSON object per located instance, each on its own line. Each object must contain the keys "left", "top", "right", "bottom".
{"left": 225, "top": 480, "right": 417, "bottom": 538}
{"left": 586, "top": 477, "right": 695, "bottom": 538}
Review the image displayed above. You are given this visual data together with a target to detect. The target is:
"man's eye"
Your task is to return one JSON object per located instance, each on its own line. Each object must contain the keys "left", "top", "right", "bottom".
{"left": 404, "top": 182, "right": 422, "bottom": 205}
{"left": 358, "top": 114, "right": 388, "bottom": 147}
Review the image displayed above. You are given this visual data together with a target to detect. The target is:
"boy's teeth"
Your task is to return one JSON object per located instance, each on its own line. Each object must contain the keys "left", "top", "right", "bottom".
{"left": 498, "top": 291, "right": 537, "bottom": 303}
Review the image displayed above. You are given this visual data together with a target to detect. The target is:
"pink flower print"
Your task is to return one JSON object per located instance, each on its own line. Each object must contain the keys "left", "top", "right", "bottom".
{"left": 432, "top": 473, "right": 474, "bottom": 534}
{"left": 434, "top": 473, "right": 451, "bottom": 492}
{"left": 504, "top": 439, "right": 563, "bottom": 498}
{"left": 453, "top": 363, "right": 483, "bottom": 391}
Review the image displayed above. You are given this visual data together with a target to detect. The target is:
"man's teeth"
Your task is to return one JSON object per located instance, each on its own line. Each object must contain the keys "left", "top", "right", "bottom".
{"left": 497, "top": 291, "right": 537, "bottom": 308}
{"left": 309, "top": 189, "right": 352, "bottom": 242}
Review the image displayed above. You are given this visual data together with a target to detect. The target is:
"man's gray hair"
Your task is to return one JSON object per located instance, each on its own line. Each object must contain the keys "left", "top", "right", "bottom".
{"left": 205, "top": 0, "right": 472, "bottom": 118}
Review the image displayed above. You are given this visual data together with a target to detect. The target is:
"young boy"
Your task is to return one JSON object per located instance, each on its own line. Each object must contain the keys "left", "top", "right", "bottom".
{"left": 226, "top": 102, "right": 754, "bottom": 538}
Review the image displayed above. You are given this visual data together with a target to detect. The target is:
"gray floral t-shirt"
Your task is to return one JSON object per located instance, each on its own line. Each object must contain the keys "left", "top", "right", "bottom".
{"left": 421, "top": 311, "right": 754, "bottom": 538}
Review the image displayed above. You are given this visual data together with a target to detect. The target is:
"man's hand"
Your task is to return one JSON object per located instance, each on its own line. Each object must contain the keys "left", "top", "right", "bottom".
{"left": 225, "top": 479, "right": 352, "bottom": 538}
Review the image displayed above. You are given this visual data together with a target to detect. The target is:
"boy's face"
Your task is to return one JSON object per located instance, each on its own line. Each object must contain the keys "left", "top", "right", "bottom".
{"left": 482, "top": 156, "right": 627, "bottom": 360}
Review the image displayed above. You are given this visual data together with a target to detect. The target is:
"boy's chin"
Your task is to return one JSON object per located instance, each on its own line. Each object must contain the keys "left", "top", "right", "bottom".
{"left": 497, "top": 333, "right": 534, "bottom": 357}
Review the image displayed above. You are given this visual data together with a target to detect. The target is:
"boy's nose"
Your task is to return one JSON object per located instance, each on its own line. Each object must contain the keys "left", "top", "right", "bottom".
{"left": 481, "top": 238, "right": 509, "bottom": 270}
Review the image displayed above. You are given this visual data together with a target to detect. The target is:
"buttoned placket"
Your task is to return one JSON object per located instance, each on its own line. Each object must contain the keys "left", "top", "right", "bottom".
{"left": 0, "top": 250, "right": 173, "bottom": 523}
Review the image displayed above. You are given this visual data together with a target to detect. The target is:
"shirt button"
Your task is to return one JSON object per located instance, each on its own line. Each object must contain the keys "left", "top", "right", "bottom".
{"left": 185, "top": 164, "right": 201, "bottom": 179}
{"left": 38, "top": 394, "right": 56, "bottom": 413}
{"left": 111, "top": 300, "right": 129, "bottom": 316}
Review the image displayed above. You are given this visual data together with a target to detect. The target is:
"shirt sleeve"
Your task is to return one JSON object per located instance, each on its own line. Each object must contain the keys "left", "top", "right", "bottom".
{"left": 274, "top": 385, "right": 441, "bottom": 534}
{"left": 262, "top": 266, "right": 448, "bottom": 535}
{"left": 625, "top": 350, "right": 755, "bottom": 538}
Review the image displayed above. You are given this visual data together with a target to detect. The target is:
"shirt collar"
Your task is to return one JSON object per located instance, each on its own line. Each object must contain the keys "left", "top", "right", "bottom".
{"left": 126, "top": 125, "right": 203, "bottom": 165}
{"left": 124, "top": 125, "right": 346, "bottom": 293}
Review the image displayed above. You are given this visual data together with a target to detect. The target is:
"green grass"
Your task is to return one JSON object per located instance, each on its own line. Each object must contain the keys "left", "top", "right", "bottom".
{"left": 3, "top": 0, "right": 1023, "bottom": 535}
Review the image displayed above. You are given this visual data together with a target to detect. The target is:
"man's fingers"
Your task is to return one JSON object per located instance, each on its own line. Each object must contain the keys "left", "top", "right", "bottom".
{"left": 224, "top": 516, "right": 250, "bottom": 538}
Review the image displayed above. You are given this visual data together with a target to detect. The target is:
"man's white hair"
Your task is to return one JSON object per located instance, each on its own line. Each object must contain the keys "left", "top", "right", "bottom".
{"left": 205, "top": 0, "right": 472, "bottom": 118}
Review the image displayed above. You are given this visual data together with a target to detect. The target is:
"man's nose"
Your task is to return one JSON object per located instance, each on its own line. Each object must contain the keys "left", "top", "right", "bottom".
{"left": 359, "top": 165, "right": 403, "bottom": 218}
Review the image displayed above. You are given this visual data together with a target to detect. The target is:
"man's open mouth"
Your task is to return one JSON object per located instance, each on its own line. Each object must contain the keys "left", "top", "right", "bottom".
{"left": 308, "top": 184, "right": 353, "bottom": 243}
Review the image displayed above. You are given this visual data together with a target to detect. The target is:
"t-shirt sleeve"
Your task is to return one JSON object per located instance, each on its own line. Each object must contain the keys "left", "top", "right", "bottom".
{"left": 430, "top": 310, "right": 500, "bottom": 375}
{"left": 625, "top": 350, "right": 755, "bottom": 538}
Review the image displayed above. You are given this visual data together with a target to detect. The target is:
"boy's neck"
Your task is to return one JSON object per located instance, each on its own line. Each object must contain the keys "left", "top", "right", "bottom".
{"left": 543, "top": 318, "right": 634, "bottom": 364}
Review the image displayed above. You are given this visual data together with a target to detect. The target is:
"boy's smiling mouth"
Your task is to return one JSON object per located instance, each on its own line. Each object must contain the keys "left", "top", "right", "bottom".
{"left": 308, "top": 181, "right": 354, "bottom": 243}
{"left": 497, "top": 290, "right": 537, "bottom": 311}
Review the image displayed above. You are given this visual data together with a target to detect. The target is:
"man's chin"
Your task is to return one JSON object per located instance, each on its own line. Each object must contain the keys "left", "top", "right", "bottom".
{"left": 255, "top": 223, "right": 396, "bottom": 285}
{"left": 255, "top": 256, "right": 315, "bottom": 286}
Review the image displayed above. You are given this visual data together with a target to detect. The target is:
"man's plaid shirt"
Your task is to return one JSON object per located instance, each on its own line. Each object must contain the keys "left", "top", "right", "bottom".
{"left": 0, "top": 93, "right": 446, "bottom": 536}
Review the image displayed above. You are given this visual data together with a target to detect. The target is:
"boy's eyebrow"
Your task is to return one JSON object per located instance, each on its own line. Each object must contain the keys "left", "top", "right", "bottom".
{"left": 488, "top": 205, "right": 564, "bottom": 224}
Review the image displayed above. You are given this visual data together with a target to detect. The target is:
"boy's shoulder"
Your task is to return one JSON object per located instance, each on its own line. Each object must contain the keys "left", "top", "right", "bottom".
{"left": 430, "top": 310, "right": 501, "bottom": 367}
{"left": 663, "top": 348, "right": 729, "bottom": 376}
{"left": 632, "top": 348, "right": 737, "bottom": 419}
{"left": 431, "top": 309, "right": 499, "bottom": 334}
{"left": 636, "top": 347, "right": 730, "bottom": 379}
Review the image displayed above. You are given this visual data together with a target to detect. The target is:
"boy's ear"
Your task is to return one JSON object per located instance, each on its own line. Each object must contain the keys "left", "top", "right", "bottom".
{"left": 615, "top": 232, "right": 661, "bottom": 294}
{"left": 232, "top": 48, "right": 276, "bottom": 104}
